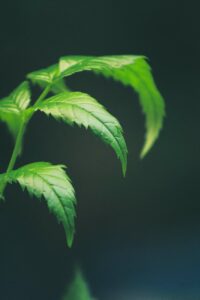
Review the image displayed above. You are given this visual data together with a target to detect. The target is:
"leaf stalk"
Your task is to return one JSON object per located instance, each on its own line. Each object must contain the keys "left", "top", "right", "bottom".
{"left": 0, "top": 85, "right": 51, "bottom": 198}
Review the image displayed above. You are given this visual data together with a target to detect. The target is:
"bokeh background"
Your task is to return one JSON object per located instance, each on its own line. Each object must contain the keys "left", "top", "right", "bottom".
{"left": 0, "top": 0, "right": 200, "bottom": 299}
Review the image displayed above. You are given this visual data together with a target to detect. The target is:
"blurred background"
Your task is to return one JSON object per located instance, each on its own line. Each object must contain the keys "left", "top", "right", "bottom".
{"left": 0, "top": 0, "right": 200, "bottom": 299}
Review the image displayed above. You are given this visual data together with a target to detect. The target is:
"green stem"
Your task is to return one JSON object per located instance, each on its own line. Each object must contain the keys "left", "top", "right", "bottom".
{"left": 0, "top": 85, "right": 51, "bottom": 198}
{"left": 34, "top": 84, "right": 51, "bottom": 106}
{"left": 6, "top": 121, "right": 26, "bottom": 173}
{"left": 0, "top": 121, "right": 26, "bottom": 197}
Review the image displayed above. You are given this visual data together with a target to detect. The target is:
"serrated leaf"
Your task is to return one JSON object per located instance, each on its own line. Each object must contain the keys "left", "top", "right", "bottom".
{"left": 0, "top": 81, "right": 31, "bottom": 138}
{"left": 62, "top": 268, "right": 93, "bottom": 300}
{"left": 27, "top": 64, "right": 58, "bottom": 84}
{"left": 58, "top": 55, "right": 165, "bottom": 157}
{"left": 6, "top": 162, "right": 76, "bottom": 247}
{"left": 27, "top": 64, "right": 70, "bottom": 94}
{"left": 27, "top": 55, "right": 165, "bottom": 157}
{"left": 33, "top": 92, "right": 127, "bottom": 176}
{"left": 59, "top": 55, "right": 136, "bottom": 77}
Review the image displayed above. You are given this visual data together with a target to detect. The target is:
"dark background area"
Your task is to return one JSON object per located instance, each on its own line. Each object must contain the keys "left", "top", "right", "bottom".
{"left": 0, "top": 0, "right": 200, "bottom": 299}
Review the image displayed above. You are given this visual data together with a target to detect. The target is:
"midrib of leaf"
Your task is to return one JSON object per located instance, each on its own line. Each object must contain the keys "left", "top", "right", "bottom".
{"left": 25, "top": 168, "right": 70, "bottom": 211}
{"left": 37, "top": 172, "right": 70, "bottom": 188}
{"left": 38, "top": 99, "right": 127, "bottom": 175}
{"left": 70, "top": 104, "right": 127, "bottom": 171}
{"left": 101, "top": 62, "right": 164, "bottom": 157}
{"left": 126, "top": 67, "right": 161, "bottom": 114}
{"left": 17, "top": 169, "right": 74, "bottom": 243}
{"left": 130, "top": 67, "right": 164, "bottom": 157}
{"left": 34, "top": 171, "right": 70, "bottom": 222}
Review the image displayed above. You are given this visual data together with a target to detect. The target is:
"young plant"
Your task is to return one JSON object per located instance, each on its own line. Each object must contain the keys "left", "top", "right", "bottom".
{"left": 0, "top": 55, "right": 165, "bottom": 247}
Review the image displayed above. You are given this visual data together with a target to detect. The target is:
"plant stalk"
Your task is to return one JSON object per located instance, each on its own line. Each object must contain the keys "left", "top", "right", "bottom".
{"left": 0, "top": 85, "right": 51, "bottom": 198}
{"left": 34, "top": 84, "right": 51, "bottom": 106}
{"left": 6, "top": 122, "right": 26, "bottom": 173}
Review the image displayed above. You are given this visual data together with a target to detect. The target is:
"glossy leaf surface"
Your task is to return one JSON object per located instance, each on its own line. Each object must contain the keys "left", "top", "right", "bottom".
{"left": 34, "top": 92, "right": 128, "bottom": 175}
{"left": 6, "top": 162, "right": 76, "bottom": 247}
{"left": 0, "top": 81, "right": 31, "bottom": 138}
{"left": 28, "top": 55, "right": 165, "bottom": 157}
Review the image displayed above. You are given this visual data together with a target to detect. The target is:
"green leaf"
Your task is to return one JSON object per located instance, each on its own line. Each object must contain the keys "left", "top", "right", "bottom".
{"left": 27, "top": 55, "right": 165, "bottom": 157}
{"left": 33, "top": 92, "right": 128, "bottom": 176}
{"left": 27, "top": 64, "right": 70, "bottom": 94}
{"left": 62, "top": 268, "right": 93, "bottom": 300}
{"left": 27, "top": 64, "right": 58, "bottom": 85}
{"left": 58, "top": 55, "right": 165, "bottom": 157}
{"left": 6, "top": 162, "right": 76, "bottom": 247}
{"left": 50, "top": 79, "right": 71, "bottom": 94}
{"left": 59, "top": 55, "right": 136, "bottom": 77}
{"left": 0, "top": 81, "right": 31, "bottom": 138}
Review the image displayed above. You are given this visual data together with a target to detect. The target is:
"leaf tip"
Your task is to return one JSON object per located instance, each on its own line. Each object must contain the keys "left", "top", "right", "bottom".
{"left": 140, "top": 118, "right": 165, "bottom": 159}
{"left": 122, "top": 163, "right": 127, "bottom": 177}
{"left": 140, "top": 137, "right": 154, "bottom": 159}
{"left": 119, "top": 145, "right": 128, "bottom": 177}
{"left": 140, "top": 147, "right": 148, "bottom": 159}
{"left": 66, "top": 230, "right": 75, "bottom": 248}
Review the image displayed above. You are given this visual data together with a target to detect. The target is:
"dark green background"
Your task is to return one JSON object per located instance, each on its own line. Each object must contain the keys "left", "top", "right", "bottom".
{"left": 0, "top": 0, "right": 199, "bottom": 299}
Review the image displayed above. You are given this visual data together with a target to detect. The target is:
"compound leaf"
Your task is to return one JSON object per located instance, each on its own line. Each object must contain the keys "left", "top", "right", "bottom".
{"left": 58, "top": 55, "right": 165, "bottom": 157}
{"left": 33, "top": 92, "right": 128, "bottom": 176}
{"left": 0, "top": 81, "right": 31, "bottom": 138}
{"left": 27, "top": 55, "right": 165, "bottom": 157}
{"left": 6, "top": 162, "right": 76, "bottom": 247}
